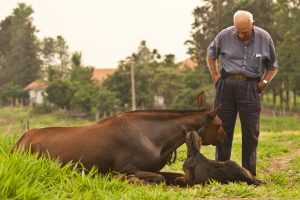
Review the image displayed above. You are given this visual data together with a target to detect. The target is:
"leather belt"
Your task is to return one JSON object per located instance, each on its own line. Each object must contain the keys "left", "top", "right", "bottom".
{"left": 226, "top": 73, "right": 254, "bottom": 81}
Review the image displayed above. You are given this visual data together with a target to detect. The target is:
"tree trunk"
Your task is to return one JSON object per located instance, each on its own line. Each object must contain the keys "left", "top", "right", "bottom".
{"left": 293, "top": 89, "right": 297, "bottom": 108}
{"left": 279, "top": 83, "right": 284, "bottom": 116}
{"left": 272, "top": 88, "right": 276, "bottom": 109}
{"left": 95, "top": 111, "right": 100, "bottom": 122}
{"left": 285, "top": 78, "right": 290, "bottom": 111}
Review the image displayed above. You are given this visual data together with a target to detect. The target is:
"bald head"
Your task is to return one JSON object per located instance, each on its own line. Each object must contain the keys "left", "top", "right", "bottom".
{"left": 233, "top": 10, "right": 254, "bottom": 41}
{"left": 233, "top": 10, "right": 254, "bottom": 24}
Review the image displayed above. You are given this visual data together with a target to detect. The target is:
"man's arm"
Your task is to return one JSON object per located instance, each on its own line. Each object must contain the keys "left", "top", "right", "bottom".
{"left": 206, "top": 53, "right": 220, "bottom": 85}
{"left": 257, "top": 68, "right": 278, "bottom": 91}
{"left": 263, "top": 68, "right": 277, "bottom": 82}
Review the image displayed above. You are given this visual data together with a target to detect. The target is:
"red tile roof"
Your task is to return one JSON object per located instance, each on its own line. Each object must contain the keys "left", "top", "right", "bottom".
{"left": 178, "top": 58, "right": 198, "bottom": 71}
{"left": 92, "top": 68, "right": 117, "bottom": 85}
{"left": 24, "top": 80, "right": 47, "bottom": 90}
{"left": 24, "top": 68, "right": 117, "bottom": 90}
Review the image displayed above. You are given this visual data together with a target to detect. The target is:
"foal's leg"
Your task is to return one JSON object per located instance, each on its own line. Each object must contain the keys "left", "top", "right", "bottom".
{"left": 174, "top": 167, "right": 195, "bottom": 187}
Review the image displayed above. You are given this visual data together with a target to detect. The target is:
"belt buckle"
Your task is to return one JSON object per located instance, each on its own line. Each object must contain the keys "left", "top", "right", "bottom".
{"left": 234, "top": 74, "right": 247, "bottom": 81}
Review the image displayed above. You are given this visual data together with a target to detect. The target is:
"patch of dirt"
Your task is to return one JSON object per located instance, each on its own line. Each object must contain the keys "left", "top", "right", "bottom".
{"left": 268, "top": 148, "right": 300, "bottom": 172}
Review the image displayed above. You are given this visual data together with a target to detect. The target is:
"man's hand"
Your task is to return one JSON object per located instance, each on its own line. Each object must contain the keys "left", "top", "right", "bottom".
{"left": 257, "top": 81, "right": 267, "bottom": 92}
{"left": 257, "top": 69, "right": 277, "bottom": 92}
{"left": 212, "top": 74, "right": 221, "bottom": 85}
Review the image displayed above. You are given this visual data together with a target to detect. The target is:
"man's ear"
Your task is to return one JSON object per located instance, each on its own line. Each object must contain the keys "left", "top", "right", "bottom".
{"left": 196, "top": 91, "right": 206, "bottom": 109}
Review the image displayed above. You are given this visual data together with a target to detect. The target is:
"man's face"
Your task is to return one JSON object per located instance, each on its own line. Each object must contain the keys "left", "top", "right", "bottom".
{"left": 234, "top": 20, "right": 253, "bottom": 41}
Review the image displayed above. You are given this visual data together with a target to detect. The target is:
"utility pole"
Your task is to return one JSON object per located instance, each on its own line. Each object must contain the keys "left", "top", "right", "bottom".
{"left": 130, "top": 60, "right": 136, "bottom": 110}
{"left": 217, "top": 0, "right": 222, "bottom": 32}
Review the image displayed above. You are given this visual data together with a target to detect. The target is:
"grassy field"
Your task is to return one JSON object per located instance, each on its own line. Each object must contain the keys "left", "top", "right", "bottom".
{"left": 0, "top": 107, "right": 300, "bottom": 199}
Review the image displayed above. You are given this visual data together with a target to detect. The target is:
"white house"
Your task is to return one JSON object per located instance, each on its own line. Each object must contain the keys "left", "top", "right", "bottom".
{"left": 24, "top": 80, "right": 47, "bottom": 105}
{"left": 24, "top": 68, "right": 117, "bottom": 106}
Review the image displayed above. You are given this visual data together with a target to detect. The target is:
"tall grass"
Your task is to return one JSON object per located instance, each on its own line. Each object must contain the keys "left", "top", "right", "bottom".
{"left": 0, "top": 107, "right": 300, "bottom": 199}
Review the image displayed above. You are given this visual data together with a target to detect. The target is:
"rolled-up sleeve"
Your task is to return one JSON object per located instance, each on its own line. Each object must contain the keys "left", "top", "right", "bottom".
{"left": 207, "top": 34, "right": 221, "bottom": 60}
{"left": 266, "top": 37, "right": 278, "bottom": 69}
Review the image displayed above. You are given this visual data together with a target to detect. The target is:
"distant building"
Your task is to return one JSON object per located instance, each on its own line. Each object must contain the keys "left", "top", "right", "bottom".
{"left": 177, "top": 58, "right": 198, "bottom": 71}
{"left": 153, "top": 95, "right": 165, "bottom": 109}
{"left": 92, "top": 68, "right": 117, "bottom": 85}
{"left": 24, "top": 68, "right": 117, "bottom": 105}
{"left": 24, "top": 80, "right": 48, "bottom": 106}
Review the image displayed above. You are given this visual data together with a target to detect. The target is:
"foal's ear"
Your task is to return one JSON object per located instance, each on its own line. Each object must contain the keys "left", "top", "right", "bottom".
{"left": 207, "top": 104, "right": 222, "bottom": 118}
{"left": 196, "top": 91, "right": 206, "bottom": 109}
{"left": 181, "top": 125, "right": 189, "bottom": 135}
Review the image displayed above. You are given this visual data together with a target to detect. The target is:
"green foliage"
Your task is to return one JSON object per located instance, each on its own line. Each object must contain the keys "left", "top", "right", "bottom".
{"left": 0, "top": 3, "right": 41, "bottom": 87}
{"left": 67, "top": 52, "right": 97, "bottom": 113}
{"left": 150, "top": 67, "right": 183, "bottom": 106}
{"left": 30, "top": 103, "right": 53, "bottom": 115}
{"left": 92, "top": 86, "right": 121, "bottom": 115}
{"left": 46, "top": 79, "right": 75, "bottom": 109}
{"left": 71, "top": 84, "right": 97, "bottom": 114}
{"left": 40, "top": 36, "right": 70, "bottom": 81}
{"left": 46, "top": 65, "right": 66, "bottom": 82}
{"left": 170, "top": 88, "right": 200, "bottom": 109}
{"left": 102, "top": 69, "right": 131, "bottom": 109}
{"left": 70, "top": 66, "right": 94, "bottom": 85}
{"left": 186, "top": 0, "right": 237, "bottom": 66}
{"left": 274, "top": 0, "right": 300, "bottom": 93}
{"left": 0, "top": 83, "right": 28, "bottom": 106}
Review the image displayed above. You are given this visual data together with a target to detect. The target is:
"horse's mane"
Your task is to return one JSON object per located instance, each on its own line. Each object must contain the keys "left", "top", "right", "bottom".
{"left": 127, "top": 108, "right": 208, "bottom": 114}
{"left": 97, "top": 108, "right": 208, "bottom": 124}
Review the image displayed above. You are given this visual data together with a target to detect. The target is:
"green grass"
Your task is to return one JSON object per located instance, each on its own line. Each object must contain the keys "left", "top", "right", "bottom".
{"left": 1, "top": 107, "right": 300, "bottom": 199}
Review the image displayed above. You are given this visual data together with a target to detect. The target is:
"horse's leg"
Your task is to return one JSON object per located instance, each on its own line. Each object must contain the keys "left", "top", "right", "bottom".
{"left": 116, "top": 173, "right": 145, "bottom": 185}
{"left": 157, "top": 171, "right": 184, "bottom": 185}
{"left": 130, "top": 171, "right": 166, "bottom": 184}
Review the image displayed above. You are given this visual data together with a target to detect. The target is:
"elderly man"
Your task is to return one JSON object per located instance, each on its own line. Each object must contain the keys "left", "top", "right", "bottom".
{"left": 206, "top": 10, "right": 278, "bottom": 176}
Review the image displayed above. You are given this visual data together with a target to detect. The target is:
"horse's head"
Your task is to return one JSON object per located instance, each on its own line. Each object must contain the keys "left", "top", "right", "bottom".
{"left": 196, "top": 92, "right": 226, "bottom": 146}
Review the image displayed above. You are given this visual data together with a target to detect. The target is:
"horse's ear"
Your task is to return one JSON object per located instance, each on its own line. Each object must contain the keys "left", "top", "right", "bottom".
{"left": 207, "top": 104, "right": 222, "bottom": 118}
{"left": 196, "top": 91, "right": 206, "bottom": 109}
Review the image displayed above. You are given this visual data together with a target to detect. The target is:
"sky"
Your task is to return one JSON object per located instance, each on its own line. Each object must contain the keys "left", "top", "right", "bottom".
{"left": 0, "top": 0, "right": 202, "bottom": 68}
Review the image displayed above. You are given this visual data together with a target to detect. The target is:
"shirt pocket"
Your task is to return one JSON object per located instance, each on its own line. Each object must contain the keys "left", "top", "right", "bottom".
{"left": 250, "top": 53, "right": 263, "bottom": 73}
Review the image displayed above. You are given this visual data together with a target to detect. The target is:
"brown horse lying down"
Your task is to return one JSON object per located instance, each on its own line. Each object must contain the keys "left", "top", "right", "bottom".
{"left": 175, "top": 130, "right": 262, "bottom": 186}
{"left": 12, "top": 92, "right": 226, "bottom": 184}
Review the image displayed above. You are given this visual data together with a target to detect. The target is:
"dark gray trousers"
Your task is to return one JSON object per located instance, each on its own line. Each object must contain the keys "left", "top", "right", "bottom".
{"left": 214, "top": 77, "right": 261, "bottom": 176}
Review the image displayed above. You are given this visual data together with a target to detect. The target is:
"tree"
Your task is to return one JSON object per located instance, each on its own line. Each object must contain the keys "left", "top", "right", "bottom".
{"left": 68, "top": 51, "right": 96, "bottom": 113}
{"left": 273, "top": 0, "right": 300, "bottom": 110}
{"left": 102, "top": 68, "right": 131, "bottom": 110}
{"left": 92, "top": 86, "right": 120, "bottom": 117}
{"left": 70, "top": 52, "right": 93, "bottom": 84}
{"left": 0, "top": 3, "right": 41, "bottom": 87}
{"left": 46, "top": 79, "right": 75, "bottom": 109}
{"left": 150, "top": 67, "right": 183, "bottom": 107}
{"left": 103, "top": 41, "right": 161, "bottom": 109}
{"left": 40, "top": 35, "right": 70, "bottom": 81}
{"left": 0, "top": 82, "right": 28, "bottom": 106}
{"left": 71, "top": 83, "right": 96, "bottom": 114}
{"left": 186, "top": 0, "right": 237, "bottom": 67}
